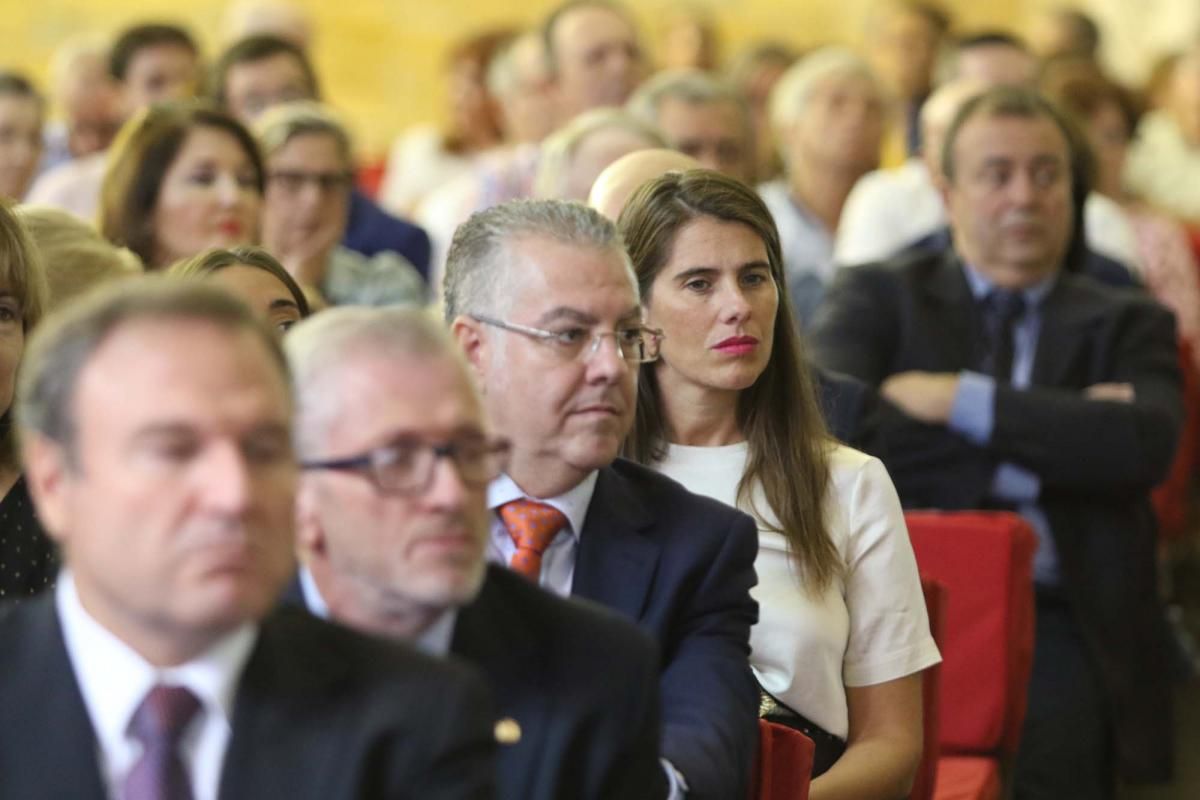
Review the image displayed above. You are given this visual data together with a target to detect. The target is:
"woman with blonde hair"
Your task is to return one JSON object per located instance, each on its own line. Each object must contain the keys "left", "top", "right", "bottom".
{"left": 620, "top": 168, "right": 939, "bottom": 798}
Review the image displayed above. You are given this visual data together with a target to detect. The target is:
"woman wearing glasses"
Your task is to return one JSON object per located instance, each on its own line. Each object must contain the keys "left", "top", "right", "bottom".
{"left": 619, "top": 169, "right": 939, "bottom": 799}
{"left": 255, "top": 101, "right": 425, "bottom": 308}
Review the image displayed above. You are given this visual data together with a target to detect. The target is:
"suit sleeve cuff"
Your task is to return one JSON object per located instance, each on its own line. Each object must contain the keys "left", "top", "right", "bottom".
{"left": 990, "top": 462, "right": 1041, "bottom": 502}
{"left": 948, "top": 371, "right": 996, "bottom": 445}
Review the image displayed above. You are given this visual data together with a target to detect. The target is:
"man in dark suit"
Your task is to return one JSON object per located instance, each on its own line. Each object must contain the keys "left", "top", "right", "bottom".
{"left": 3, "top": 280, "right": 494, "bottom": 799}
{"left": 287, "top": 306, "right": 665, "bottom": 800}
{"left": 811, "top": 86, "right": 1182, "bottom": 798}
{"left": 446, "top": 199, "right": 760, "bottom": 800}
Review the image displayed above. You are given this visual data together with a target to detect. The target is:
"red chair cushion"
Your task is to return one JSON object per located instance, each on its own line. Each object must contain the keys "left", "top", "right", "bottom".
{"left": 749, "top": 719, "right": 814, "bottom": 800}
{"left": 909, "top": 576, "right": 946, "bottom": 800}
{"left": 933, "top": 756, "right": 1001, "bottom": 800}
{"left": 905, "top": 511, "right": 1037, "bottom": 756}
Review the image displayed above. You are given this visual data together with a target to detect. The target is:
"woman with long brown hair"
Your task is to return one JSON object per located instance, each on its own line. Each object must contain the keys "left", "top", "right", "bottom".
{"left": 620, "top": 168, "right": 938, "bottom": 798}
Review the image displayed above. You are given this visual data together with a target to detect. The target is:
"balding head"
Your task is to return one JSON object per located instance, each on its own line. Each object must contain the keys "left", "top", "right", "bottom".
{"left": 920, "top": 77, "right": 987, "bottom": 176}
{"left": 588, "top": 148, "right": 701, "bottom": 219}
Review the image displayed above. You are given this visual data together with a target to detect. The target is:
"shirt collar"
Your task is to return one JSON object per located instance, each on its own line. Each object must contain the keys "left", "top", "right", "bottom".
{"left": 961, "top": 261, "right": 1057, "bottom": 309}
{"left": 487, "top": 470, "right": 599, "bottom": 541}
{"left": 299, "top": 565, "right": 458, "bottom": 657}
{"left": 56, "top": 570, "right": 257, "bottom": 748}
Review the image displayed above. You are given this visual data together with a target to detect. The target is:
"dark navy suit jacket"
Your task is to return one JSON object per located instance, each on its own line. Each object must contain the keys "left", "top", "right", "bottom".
{"left": 344, "top": 189, "right": 433, "bottom": 278}
{"left": 0, "top": 596, "right": 495, "bottom": 799}
{"left": 452, "top": 564, "right": 666, "bottom": 800}
{"left": 811, "top": 247, "right": 1182, "bottom": 780}
{"left": 570, "top": 459, "right": 760, "bottom": 800}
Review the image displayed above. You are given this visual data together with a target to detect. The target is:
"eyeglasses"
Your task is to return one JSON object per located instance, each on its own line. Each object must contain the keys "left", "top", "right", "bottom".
{"left": 471, "top": 314, "right": 664, "bottom": 364}
{"left": 267, "top": 169, "right": 353, "bottom": 194}
{"left": 301, "top": 435, "right": 510, "bottom": 495}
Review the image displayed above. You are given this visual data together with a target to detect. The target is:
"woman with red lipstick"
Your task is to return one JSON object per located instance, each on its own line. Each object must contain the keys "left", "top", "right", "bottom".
{"left": 620, "top": 169, "right": 939, "bottom": 799}
{"left": 99, "top": 103, "right": 264, "bottom": 269}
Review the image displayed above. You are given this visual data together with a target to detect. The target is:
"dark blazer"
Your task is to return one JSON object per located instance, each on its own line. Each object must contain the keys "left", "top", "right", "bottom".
{"left": 811, "top": 362, "right": 884, "bottom": 457}
{"left": 571, "top": 459, "right": 760, "bottom": 800}
{"left": 810, "top": 247, "right": 1182, "bottom": 780}
{"left": 0, "top": 596, "right": 496, "bottom": 799}
{"left": 452, "top": 564, "right": 665, "bottom": 800}
{"left": 344, "top": 189, "right": 433, "bottom": 278}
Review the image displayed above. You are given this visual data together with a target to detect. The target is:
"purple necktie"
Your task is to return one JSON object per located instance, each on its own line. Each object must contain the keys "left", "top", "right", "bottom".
{"left": 124, "top": 684, "right": 201, "bottom": 800}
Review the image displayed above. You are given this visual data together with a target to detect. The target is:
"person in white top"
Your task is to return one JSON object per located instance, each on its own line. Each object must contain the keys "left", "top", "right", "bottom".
{"left": 618, "top": 168, "right": 940, "bottom": 798}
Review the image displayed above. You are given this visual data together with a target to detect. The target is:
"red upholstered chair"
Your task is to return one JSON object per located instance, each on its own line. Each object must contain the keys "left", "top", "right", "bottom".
{"left": 749, "top": 719, "right": 815, "bottom": 800}
{"left": 909, "top": 576, "right": 946, "bottom": 800}
{"left": 904, "top": 511, "right": 1037, "bottom": 799}
{"left": 933, "top": 757, "right": 1001, "bottom": 800}
{"left": 1151, "top": 338, "right": 1199, "bottom": 541}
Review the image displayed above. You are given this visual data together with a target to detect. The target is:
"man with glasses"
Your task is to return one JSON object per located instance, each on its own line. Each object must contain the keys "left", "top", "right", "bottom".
{"left": 288, "top": 305, "right": 666, "bottom": 800}
{"left": 446, "top": 200, "right": 759, "bottom": 800}
{"left": 255, "top": 101, "right": 426, "bottom": 307}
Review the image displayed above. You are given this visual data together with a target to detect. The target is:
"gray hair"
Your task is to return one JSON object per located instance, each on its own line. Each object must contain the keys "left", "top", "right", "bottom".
{"left": 627, "top": 68, "right": 747, "bottom": 127}
{"left": 285, "top": 306, "right": 467, "bottom": 456}
{"left": 533, "top": 108, "right": 666, "bottom": 199}
{"left": 769, "top": 46, "right": 882, "bottom": 138}
{"left": 254, "top": 100, "right": 351, "bottom": 164}
{"left": 17, "top": 277, "right": 288, "bottom": 468}
{"left": 443, "top": 198, "right": 631, "bottom": 322}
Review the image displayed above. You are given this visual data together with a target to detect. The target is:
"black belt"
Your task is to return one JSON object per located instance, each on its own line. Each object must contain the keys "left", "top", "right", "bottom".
{"left": 758, "top": 686, "right": 847, "bottom": 778}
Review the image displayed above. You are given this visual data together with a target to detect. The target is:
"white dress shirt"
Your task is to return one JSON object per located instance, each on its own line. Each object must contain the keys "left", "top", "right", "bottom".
{"left": 486, "top": 471, "right": 598, "bottom": 597}
{"left": 56, "top": 571, "right": 256, "bottom": 800}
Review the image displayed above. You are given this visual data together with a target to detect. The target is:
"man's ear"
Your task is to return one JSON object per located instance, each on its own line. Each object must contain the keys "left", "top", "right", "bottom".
{"left": 935, "top": 171, "right": 954, "bottom": 211}
{"left": 294, "top": 476, "right": 327, "bottom": 561}
{"left": 451, "top": 315, "right": 489, "bottom": 390}
{"left": 21, "top": 433, "right": 72, "bottom": 548}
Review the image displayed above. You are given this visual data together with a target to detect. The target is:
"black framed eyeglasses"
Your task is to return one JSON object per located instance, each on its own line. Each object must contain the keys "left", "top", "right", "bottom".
{"left": 471, "top": 314, "right": 665, "bottom": 364}
{"left": 267, "top": 169, "right": 354, "bottom": 194}
{"left": 301, "top": 435, "right": 510, "bottom": 495}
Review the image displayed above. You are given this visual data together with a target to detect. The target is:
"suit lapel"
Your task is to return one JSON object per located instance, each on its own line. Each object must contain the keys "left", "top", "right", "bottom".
{"left": 218, "top": 610, "right": 351, "bottom": 799}
{"left": 1032, "top": 276, "right": 1102, "bottom": 386}
{"left": 570, "top": 465, "right": 660, "bottom": 622}
{"left": 919, "top": 251, "right": 978, "bottom": 371}
{"left": 9, "top": 597, "right": 107, "bottom": 798}
{"left": 451, "top": 568, "right": 550, "bottom": 793}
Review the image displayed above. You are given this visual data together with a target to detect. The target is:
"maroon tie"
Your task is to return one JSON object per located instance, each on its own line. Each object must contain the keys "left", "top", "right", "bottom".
{"left": 498, "top": 499, "right": 568, "bottom": 581}
{"left": 124, "top": 684, "right": 201, "bottom": 800}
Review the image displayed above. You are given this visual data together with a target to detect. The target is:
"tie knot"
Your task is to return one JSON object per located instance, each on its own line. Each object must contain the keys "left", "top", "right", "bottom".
{"left": 129, "top": 685, "right": 201, "bottom": 747}
{"left": 499, "top": 499, "right": 568, "bottom": 553}
{"left": 985, "top": 289, "right": 1025, "bottom": 323}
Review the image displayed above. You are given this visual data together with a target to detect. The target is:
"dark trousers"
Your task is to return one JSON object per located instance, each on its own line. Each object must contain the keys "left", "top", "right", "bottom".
{"left": 1013, "top": 593, "right": 1115, "bottom": 800}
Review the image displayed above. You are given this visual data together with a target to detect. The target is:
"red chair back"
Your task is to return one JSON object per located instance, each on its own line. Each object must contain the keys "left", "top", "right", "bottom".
{"left": 749, "top": 719, "right": 814, "bottom": 800}
{"left": 905, "top": 511, "right": 1036, "bottom": 757}
{"left": 1152, "top": 338, "right": 1199, "bottom": 540}
{"left": 909, "top": 576, "right": 946, "bottom": 800}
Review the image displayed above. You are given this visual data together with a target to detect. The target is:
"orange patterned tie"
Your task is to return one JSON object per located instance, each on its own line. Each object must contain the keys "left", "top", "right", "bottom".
{"left": 498, "top": 499, "right": 568, "bottom": 581}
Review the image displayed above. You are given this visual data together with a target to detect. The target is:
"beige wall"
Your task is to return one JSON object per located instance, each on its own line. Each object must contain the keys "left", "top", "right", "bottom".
{"left": 0, "top": 0, "right": 1105, "bottom": 159}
